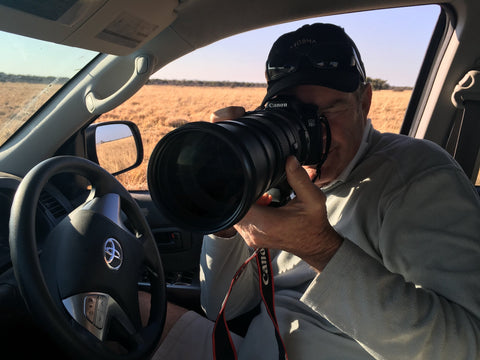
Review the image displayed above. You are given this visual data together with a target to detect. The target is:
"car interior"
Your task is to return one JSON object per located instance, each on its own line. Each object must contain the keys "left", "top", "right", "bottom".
{"left": 0, "top": 0, "right": 479, "bottom": 358}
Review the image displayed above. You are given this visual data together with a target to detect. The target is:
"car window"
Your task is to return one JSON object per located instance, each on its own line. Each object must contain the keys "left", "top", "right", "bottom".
{"left": 97, "top": 5, "right": 441, "bottom": 190}
{"left": 0, "top": 31, "right": 98, "bottom": 147}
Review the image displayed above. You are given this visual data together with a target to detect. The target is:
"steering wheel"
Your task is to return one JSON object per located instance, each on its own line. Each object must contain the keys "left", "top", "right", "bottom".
{"left": 9, "top": 156, "right": 166, "bottom": 359}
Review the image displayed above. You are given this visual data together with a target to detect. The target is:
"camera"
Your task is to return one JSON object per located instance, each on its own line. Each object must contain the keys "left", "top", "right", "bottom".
{"left": 147, "top": 96, "right": 330, "bottom": 234}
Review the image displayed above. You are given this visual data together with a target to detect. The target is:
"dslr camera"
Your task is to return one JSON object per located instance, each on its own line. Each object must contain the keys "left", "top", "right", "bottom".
{"left": 147, "top": 96, "right": 330, "bottom": 233}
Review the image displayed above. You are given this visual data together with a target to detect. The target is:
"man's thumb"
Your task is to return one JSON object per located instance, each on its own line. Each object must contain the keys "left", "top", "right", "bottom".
{"left": 285, "top": 156, "right": 324, "bottom": 203}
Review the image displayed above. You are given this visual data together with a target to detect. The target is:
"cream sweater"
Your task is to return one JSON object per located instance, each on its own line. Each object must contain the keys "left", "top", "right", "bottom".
{"left": 200, "top": 123, "right": 480, "bottom": 359}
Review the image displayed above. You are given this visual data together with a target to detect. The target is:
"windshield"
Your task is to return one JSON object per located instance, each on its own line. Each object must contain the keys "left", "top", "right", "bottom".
{"left": 0, "top": 31, "right": 98, "bottom": 147}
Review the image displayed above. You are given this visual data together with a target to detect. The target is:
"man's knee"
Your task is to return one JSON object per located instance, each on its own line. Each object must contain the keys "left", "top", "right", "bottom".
{"left": 161, "top": 302, "right": 190, "bottom": 343}
{"left": 138, "top": 291, "right": 189, "bottom": 343}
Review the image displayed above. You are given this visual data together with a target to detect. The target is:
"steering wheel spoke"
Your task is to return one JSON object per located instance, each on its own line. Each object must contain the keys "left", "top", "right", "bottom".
{"left": 80, "top": 193, "right": 133, "bottom": 234}
{"left": 62, "top": 292, "right": 136, "bottom": 341}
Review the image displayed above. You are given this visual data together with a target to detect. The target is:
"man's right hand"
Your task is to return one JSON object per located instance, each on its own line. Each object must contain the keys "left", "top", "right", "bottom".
{"left": 209, "top": 106, "right": 246, "bottom": 123}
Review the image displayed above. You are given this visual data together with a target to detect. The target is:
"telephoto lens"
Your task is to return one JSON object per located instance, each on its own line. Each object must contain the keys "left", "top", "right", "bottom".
{"left": 147, "top": 96, "right": 330, "bottom": 234}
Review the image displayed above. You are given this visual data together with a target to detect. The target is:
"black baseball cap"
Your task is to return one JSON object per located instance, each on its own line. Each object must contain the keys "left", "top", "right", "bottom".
{"left": 263, "top": 23, "right": 367, "bottom": 104}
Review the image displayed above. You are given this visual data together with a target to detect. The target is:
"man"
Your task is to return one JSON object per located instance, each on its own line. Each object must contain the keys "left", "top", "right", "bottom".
{"left": 154, "top": 23, "right": 480, "bottom": 359}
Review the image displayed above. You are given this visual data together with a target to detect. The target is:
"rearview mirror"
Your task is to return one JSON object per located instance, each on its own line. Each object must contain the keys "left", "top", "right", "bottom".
{"left": 86, "top": 121, "right": 143, "bottom": 176}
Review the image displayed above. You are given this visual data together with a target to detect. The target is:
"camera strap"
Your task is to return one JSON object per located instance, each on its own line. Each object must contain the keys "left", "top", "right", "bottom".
{"left": 212, "top": 248, "right": 288, "bottom": 360}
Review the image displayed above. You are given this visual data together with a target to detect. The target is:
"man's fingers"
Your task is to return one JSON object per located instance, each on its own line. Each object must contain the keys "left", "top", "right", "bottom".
{"left": 256, "top": 193, "right": 273, "bottom": 206}
{"left": 285, "top": 156, "right": 324, "bottom": 204}
{"left": 210, "top": 106, "right": 246, "bottom": 122}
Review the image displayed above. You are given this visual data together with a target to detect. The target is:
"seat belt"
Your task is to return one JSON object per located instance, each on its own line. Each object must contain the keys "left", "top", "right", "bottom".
{"left": 451, "top": 70, "right": 480, "bottom": 181}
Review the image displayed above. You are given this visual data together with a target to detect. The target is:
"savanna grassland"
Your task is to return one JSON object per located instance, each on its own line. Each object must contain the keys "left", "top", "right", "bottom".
{"left": 0, "top": 82, "right": 63, "bottom": 146}
{"left": 0, "top": 82, "right": 412, "bottom": 190}
{"left": 98, "top": 85, "right": 412, "bottom": 189}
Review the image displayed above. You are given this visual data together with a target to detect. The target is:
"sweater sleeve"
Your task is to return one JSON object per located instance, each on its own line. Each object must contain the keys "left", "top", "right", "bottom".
{"left": 301, "top": 166, "right": 480, "bottom": 359}
{"left": 200, "top": 233, "right": 260, "bottom": 320}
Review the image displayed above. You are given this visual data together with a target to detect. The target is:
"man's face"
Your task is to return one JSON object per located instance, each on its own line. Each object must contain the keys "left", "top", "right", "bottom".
{"left": 291, "top": 84, "right": 372, "bottom": 187}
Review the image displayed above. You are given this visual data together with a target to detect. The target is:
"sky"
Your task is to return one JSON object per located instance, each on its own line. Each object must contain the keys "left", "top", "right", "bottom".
{"left": 0, "top": 32, "right": 98, "bottom": 79}
{"left": 152, "top": 5, "right": 440, "bottom": 87}
{"left": 0, "top": 5, "right": 440, "bottom": 87}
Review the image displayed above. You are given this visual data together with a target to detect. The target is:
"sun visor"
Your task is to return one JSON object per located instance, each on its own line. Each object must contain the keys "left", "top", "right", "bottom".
{"left": 0, "top": 0, "right": 178, "bottom": 55}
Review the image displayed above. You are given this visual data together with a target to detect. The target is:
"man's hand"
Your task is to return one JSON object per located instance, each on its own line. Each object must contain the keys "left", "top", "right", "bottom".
{"left": 209, "top": 106, "right": 343, "bottom": 271}
{"left": 210, "top": 106, "right": 246, "bottom": 122}
{"left": 235, "top": 156, "right": 343, "bottom": 272}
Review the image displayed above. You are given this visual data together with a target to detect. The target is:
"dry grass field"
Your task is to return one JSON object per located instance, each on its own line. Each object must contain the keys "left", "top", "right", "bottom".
{"left": 0, "top": 82, "right": 63, "bottom": 146}
{"left": 0, "top": 82, "right": 411, "bottom": 190}
{"left": 98, "top": 85, "right": 411, "bottom": 189}
{"left": 96, "top": 136, "right": 139, "bottom": 174}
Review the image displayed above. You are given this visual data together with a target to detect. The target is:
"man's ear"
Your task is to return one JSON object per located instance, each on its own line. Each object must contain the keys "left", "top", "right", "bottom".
{"left": 361, "top": 83, "right": 373, "bottom": 119}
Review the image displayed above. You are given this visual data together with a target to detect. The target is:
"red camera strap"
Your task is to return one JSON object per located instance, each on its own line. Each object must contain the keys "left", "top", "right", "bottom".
{"left": 212, "top": 248, "right": 288, "bottom": 360}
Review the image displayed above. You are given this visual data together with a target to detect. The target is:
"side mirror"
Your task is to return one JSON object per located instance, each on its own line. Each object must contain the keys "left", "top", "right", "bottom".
{"left": 85, "top": 121, "right": 143, "bottom": 176}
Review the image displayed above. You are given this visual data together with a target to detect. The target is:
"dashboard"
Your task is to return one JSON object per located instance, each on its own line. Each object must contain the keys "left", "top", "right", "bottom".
{"left": 0, "top": 173, "right": 72, "bottom": 275}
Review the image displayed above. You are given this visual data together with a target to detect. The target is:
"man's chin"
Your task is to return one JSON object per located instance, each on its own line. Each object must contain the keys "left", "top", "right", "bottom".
{"left": 303, "top": 165, "right": 338, "bottom": 187}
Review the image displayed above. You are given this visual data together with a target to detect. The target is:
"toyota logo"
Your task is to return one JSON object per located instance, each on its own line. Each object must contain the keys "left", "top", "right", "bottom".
{"left": 104, "top": 238, "right": 123, "bottom": 270}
